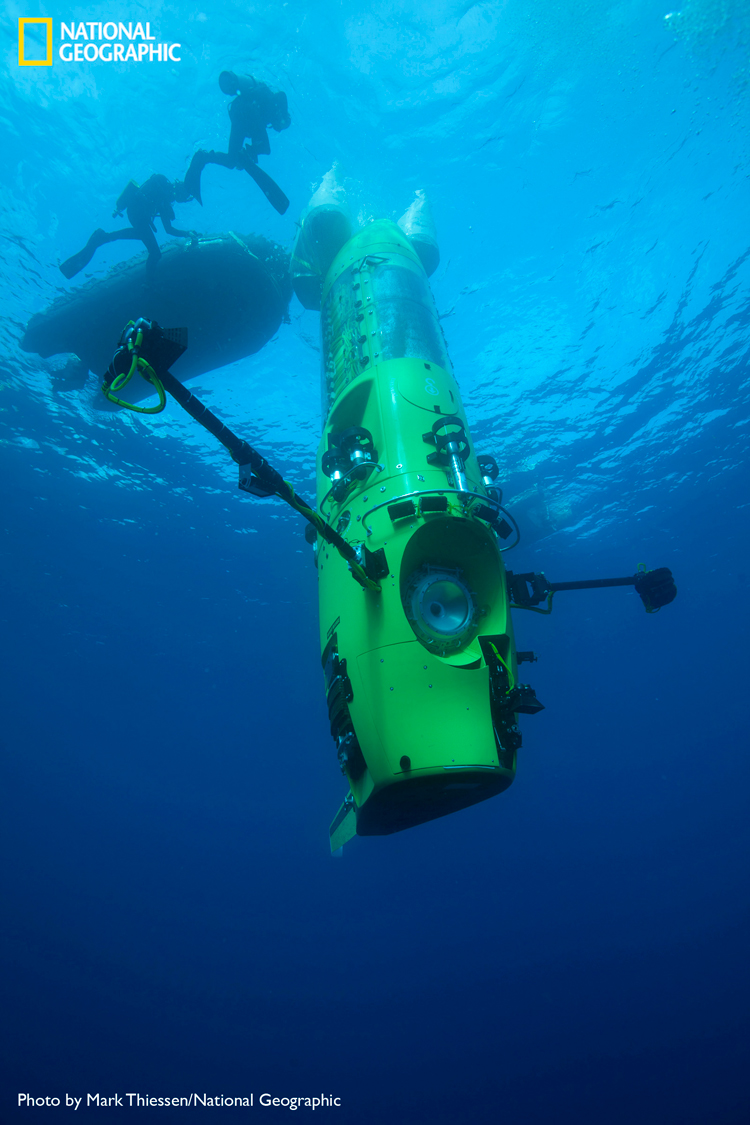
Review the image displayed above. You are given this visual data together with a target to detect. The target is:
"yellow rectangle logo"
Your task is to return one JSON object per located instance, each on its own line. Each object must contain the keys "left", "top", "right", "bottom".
{"left": 18, "top": 17, "right": 53, "bottom": 66}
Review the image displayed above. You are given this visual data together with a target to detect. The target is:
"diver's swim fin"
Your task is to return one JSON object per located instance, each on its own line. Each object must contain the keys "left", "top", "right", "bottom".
{"left": 241, "top": 158, "right": 290, "bottom": 215}
{"left": 59, "top": 229, "right": 106, "bottom": 279}
{"left": 183, "top": 151, "right": 208, "bottom": 206}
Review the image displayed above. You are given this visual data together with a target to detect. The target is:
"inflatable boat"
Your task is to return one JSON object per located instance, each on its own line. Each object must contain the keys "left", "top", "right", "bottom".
{"left": 21, "top": 232, "right": 292, "bottom": 401}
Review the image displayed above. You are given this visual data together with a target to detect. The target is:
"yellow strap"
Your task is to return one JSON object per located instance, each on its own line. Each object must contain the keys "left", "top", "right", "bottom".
{"left": 487, "top": 641, "right": 515, "bottom": 689}
{"left": 102, "top": 354, "right": 167, "bottom": 414}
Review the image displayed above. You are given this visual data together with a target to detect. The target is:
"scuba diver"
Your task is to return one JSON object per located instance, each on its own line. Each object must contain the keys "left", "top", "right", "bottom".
{"left": 59, "top": 174, "right": 196, "bottom": 282}
{"left": 183, "top": 71, "right": 291, "bottom": 214}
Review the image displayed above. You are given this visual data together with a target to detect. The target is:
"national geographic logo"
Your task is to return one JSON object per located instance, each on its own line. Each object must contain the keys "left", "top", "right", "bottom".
{"left": 17, "top": 19, "right": 181, "bottom": 66}
{"left": 18, "top": 18, "right": 52, "bottom": 65}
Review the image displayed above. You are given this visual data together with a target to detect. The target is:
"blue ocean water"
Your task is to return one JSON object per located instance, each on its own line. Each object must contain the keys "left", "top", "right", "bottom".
{"left": 2, "top": 0, "right": 749, "bottom": 1121}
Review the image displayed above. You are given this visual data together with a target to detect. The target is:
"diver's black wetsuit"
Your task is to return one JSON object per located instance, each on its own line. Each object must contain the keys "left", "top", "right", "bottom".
{"left": 224, "top": 75, "right": 285, "bottom": 164}
{"left": 184, "top": 73, "right": 290, "bottom": 205}
{"left": 59, "top": 175, "right": 194, "bottom": 281}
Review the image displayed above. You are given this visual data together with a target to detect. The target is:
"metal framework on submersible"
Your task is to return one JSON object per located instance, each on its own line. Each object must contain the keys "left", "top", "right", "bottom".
{"left": 91, "top": 183, "right": 676, "bottom": 854}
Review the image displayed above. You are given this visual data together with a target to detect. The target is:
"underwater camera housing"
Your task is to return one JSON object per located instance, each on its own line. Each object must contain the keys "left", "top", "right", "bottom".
{"left": 106, "top": 319, "right": 188, "bottom": 385}
{"left": 633, "top": 567, "right": 677, "bottom": 612}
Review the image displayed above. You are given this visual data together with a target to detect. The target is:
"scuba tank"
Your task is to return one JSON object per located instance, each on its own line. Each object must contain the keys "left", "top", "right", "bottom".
{"left": 114, "top": 179, "right": 140, "bottom": 217}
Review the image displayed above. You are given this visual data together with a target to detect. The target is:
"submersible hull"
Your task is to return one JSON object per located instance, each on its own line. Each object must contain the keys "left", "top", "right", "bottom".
{"left": 313, "top": 219, "right": 524, "bottom": 848}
